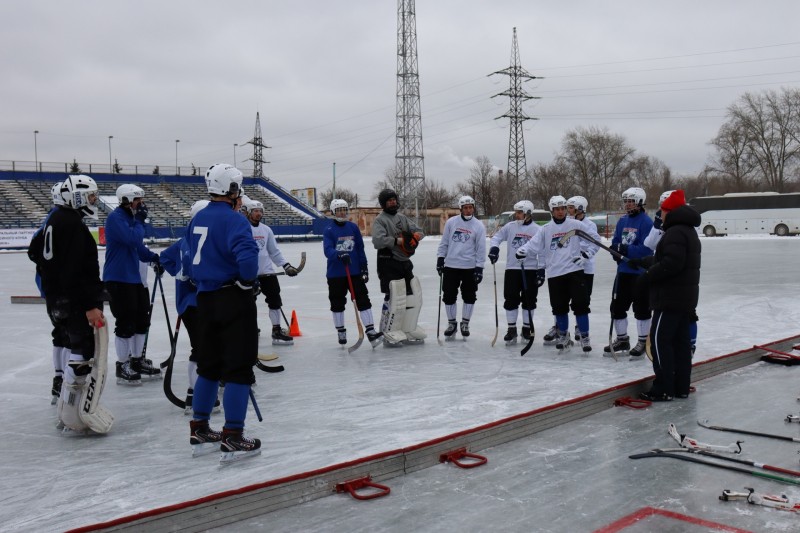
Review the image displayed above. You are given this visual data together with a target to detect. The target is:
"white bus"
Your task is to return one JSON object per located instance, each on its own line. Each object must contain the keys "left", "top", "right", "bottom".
{"left": 689, "top": 192, "right": 800, "bottom": 237}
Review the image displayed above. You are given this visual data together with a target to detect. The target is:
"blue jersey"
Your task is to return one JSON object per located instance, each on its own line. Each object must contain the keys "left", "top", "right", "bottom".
{"left": 185, "top": 201, "right": 258, "bottom": 292}
{"left": 103, "top": 207, "right": 157, "bottom": 283}
{"left": 323, "top": 220, "right": 367, "bottom": 278}
{"left": 612, "top": 210, "right": 654, "bottom": 275}
{"left": 160, "top": 239, "right": 196, "bottom": 316}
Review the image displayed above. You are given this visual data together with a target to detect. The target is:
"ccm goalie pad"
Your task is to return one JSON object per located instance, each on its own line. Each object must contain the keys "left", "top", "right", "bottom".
{"left": 57, "top": 321, "right": 114, "bottom": 434}
{"left": 382, "top": 280, "right": 407, "bottom": 345}
{"left": 401, "top": 276, "right": 426, "bottom": 342}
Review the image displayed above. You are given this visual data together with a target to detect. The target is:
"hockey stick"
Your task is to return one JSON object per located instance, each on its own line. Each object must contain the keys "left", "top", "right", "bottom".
{"left": 629, "top": 450, "right": 800, "bottom": 485}
{"left": 140, "top": 269, "right": 162, "bottom": 363}
{"left": 519, "top": 262, "right": 535, "bottom": 356}
{"left": 156, "top": 273, "right": 173, "bottom": 366}
{"left": 698, "top": 419, "right": 800, "bottom": 443}
{"left": 608, "top": 274, "right": 620, "bottom": 362}
{"left": 162, "top": 316, "right": 186, "bottom": 409}
{"left": 720, "top": 488, "right": 800, "bottom": 512}
{"left": 436, "top": 273, "right": 444, "bottom": 346}
{"left": 344, "top": 264, "right": 364, "bottom": 353}
{"left": 653, "top": 447, "right": 800, "bottom": 478}
{"left": 263, "top": 251, "right": 308, "bottom": 277}
{"left": 572, "top": 229, "right": 646, "bottom": 271}
{"left": 249, "top": 388, "right": 263, "bottom": 422}
{"left": 255, "top": 360, "right": 285, "bottom": 373}
{"left": 490, "top": 263, "right": 499, "bottom": 347}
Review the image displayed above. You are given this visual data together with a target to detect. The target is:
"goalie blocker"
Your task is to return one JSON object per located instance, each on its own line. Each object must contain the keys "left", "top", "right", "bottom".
{"left": 57, "top": 321, "right": 114, "bottom": 434}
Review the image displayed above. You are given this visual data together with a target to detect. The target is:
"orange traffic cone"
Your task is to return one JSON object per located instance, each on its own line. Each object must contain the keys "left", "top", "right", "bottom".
{"left": 289, "top": 310, "right": 302, "bottom": 337}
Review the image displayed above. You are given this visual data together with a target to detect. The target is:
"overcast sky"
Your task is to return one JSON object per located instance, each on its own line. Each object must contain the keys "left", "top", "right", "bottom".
{"left": 2, "top": 1, "right": 799, "bottom": 203}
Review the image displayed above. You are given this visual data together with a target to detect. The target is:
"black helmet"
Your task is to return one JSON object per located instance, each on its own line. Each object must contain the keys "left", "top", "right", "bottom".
{"left": 378, "top": 188, "right": 398, "bottom": 208}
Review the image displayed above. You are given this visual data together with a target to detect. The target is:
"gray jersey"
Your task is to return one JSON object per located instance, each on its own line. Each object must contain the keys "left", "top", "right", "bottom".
{"left": 371, "top": 210, "right": 424, "bottom": 262}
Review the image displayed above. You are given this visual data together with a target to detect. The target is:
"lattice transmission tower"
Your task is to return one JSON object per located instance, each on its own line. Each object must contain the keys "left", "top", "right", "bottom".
{"left": 395, "top": 0, "right": 426, "bottom": 221}
{"left": 490, "top": 27, "right": 540, "bottom": 193}
{"left": 247, "top": 111, "right": 271, "bottom": 178}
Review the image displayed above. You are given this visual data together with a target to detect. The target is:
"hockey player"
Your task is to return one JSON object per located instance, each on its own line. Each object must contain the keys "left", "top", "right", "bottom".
{"left": 604, "top": 187, "right": 654, "bottom": 360}
{"left": 644, "top": 190, "right": 699, "bottom": 356}
{"left": 103, "top": 184, "right": 162, "bottom": 384}
{"left": 489, "top": 200, "right": 545, "bottom": 344}
{"left": 628, "top": 190, "right": 701, "bottom": 401}
{"left": 436, "top": 196, "right": 486, "bottom": 340}
{"left": 515, "top": 195, "right": 599, "bottom": 352}
{"left": 567, "top": 196, "right": 598, "bottom": 341}
{"left": 242, "top": 198, "right": 299, "bottom": 345}
{"left": 185, "top": 163, "right": 261, "bottom": 462}
{"left": 28, "top": 181, "right": 71, "bottom": 403}
{"left": 37, "top": 174, "right": 111, "bottom": 433}
{"left": 323, "top": 199, "right": 383, "bottom": 347}
{"left": 371, "top": 188, "right": 426, "bottom": 346}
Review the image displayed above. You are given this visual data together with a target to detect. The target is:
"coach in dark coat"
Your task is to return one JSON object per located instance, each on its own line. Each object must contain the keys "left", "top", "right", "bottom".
{"left": 631, "top": 190, "right": 701, "bottom": 401}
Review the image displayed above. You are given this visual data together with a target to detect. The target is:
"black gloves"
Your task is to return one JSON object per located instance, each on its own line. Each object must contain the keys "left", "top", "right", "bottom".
{"left": 653, "top": 210, "right": 663, "bottom": 231}
{"left": 436, "top": 256, "right": 445, "bottom": 275}
{"left": 488, "top": 246, "right": 500, "bottom": 264}
{"left": 536, "top": 269, "right": 546, "bottom": 287}
{"left": 611, "top": 243, "right": 629, "bottom": 257}
{"left": 235, "top": 278, "right": 260, "bottom": 296}
{"left": 474, "top": 267, "right": 484, "bottom": 284}
{"left": 337, "top": 252, "right": 350, "bottom": 266}
{"left": 151, "top": 256, "right": 164, "bottom": 276}
{"left": 134, "top": 202, "right": 149, "bottom": 224}
{"left": 361, "top": 271, "right": 369, "bottom": 284}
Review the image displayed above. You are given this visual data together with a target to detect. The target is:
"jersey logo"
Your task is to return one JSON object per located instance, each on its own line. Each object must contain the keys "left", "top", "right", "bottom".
{"left": 511, "top": 234, "right": 531, "bottom": 250}
{"left": 336, "top": 236, "right": 355, "bottom": 252}
{"left": 452, "top": 229, "right": 472, "bottom": 243}
{"left": 549, "top": 232, "right": 568, "bottom": 250}
{"left": 621, "top": 227, "right": 638, "bottom": 245}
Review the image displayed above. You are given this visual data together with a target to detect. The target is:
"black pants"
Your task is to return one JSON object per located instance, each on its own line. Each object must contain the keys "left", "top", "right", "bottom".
{"left": 442, "top": 267, "right": 478, "bottom": 305}
{"left": 106, "top": 281, "right": 151, "bottom": 337}
{"left": 47, "top": 299, "right": 98, "bottom": 361}
{"left": 610, "top": 272, "right": 650, "bottom": 320}
{"left": 257, "top": 275, "right": 283, "bottom": 309}
{"left": 196, "top": 286, "right": 257, "bottom": 385}
{"left": 502, "top": 269, "right": 538, "bottom": 311}
{"left": 377, "top": 257, "right": 414, "bottom": 297}
{"left": 547, "top": 270, "right": 590, "bottom": 316}
{"left": 328, "top": 276, "right": 372, "bottom": 312}
{"left": 181, "top": 305, "right": 199, "bottom": 363}
{"left": 649, "top": 309, "right": 693, "bottom": 397}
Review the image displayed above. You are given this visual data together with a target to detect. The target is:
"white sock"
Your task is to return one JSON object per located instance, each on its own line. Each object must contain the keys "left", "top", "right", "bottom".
{"left": 462, "top": 303, "right": 474, "bottom": 321}
{"left": 269, "top": 308, "right": 281, "bottom": 327}
{"left": 187, "top": 361, "right": 198, "bottom": 389}
{"left": 445, "top": 303, "right": 457, "bottom": 321}
{"left": 614, "top": 318, "right": 628, "bottom": 338}
{"left": 359, "top": 309, "right": 375, "bottom": 328}
{"left": 332, "top": 311, "right": 345, "bottom": 329}
{"left": 522, "top": 309, "right": 534, "bottom": 327}
{"left": 505, "top": 308, "right": 518, "bottom": 326}
{"left": 115, "top": 336, "right": 132, "bottom": 362}
{"left": 52, "top": 346, "right": 63, "bottom": 372}
{"left": 133, "top": 333, "right": 146, "bottom": 359}
{"left": 637, "top": 319, "right": 651, "bottom": 339}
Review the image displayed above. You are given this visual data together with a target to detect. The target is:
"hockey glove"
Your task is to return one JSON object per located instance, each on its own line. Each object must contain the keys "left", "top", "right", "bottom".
{"left": 134, "top": 202, "right": 150, "bottom": 224}
{"left": 151, "top": 256, "right": 165, "bottom": 277}
{"left": 515, "top": 248, "right": 528, "bottom": 261}
{"left": 536, "top": 269, "right": 546, "bottom": 287}
{"left": 436, "top": 256, "right": 445, "bottom": 275}
{"left": 235, "top": 278, "right": 260, "bottom": 296}
{"left": 488, "top": 246, "right": 500, "bottom": 264}
{"left": 283, "top": 263, "right": 299, "bottom": 277}
{"left": 361, "top": 271, "right": 369, "bottom": 284}
{"left": 610, "top": 243, "right": 628, "bottom": 257}
{"left": 474, "top": 267, "right": 484, "bottom": 284}
{"left": 653, "top": 210, "right": 663, "bottom": 231}
{"left": 399, "top": 231, "right": 420, "bottom": 256}
{"left": 572, "top": 252, "right": 589, "bottom": 268}
{"left": 337, "top": 252, "right": 351, "bottom": 265}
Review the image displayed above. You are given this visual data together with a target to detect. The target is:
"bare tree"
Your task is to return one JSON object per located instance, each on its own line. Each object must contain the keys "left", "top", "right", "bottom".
{"left": 707, "top": 122, "right": 758, "bottom": 192}
{"left": 319, "top": 187, "right": 359, "bottom": 210}
{"left": 525, "top": 159, "right": 572, "bottom": 210}
{"left": 459, "top": 156, "right": 498, "bottom": 216}
{"left": 424, "top": 179, "right": 457, "bottom": 208}
{"left": 628, "top": 155, "right": 672, "bottom": 207}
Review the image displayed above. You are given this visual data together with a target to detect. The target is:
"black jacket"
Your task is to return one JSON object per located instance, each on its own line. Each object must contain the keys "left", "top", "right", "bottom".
{"left": 643, "top": 204, "right": 701, "bottom": 312}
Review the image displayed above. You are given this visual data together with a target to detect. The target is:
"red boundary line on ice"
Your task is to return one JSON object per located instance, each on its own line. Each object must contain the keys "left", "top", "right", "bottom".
{"left": 593, "top": 506, "right": 753, "bottom": 533}
{"left": 66, "top": 335, "right": 799, "bottom": 532}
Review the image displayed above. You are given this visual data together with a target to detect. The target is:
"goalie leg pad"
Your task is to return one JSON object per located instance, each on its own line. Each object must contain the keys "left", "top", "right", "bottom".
{"left": 71, "top": 322, "right": 114, "bottom": 434}
{"left": 383, "top": 280, "right": 407, "bottom": 344}
{"left": 57, "top": 382, "right": 90, "bottom": 432}
{"left": 402, "top": 276, "right": 426, "bottom": 340}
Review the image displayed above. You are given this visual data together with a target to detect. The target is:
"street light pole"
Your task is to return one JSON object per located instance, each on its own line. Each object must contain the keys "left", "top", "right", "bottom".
{"left": 34, "top": 130, "right": 39, "bottom": 175}
{"left": 175, "top": 139, "right": 180, "bottom": 176}
{"left": 108, "top": 136, "right": 114, "bottom": 174}
{"left": 233, "top": 143, "right": 238, "bottom": 166}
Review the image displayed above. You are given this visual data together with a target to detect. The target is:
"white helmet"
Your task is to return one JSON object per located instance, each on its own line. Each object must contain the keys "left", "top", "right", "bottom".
{"left": 63, "top": 174, "right": 99, "bottom": 219}
{"left": 548, "top": 195, "right": 568, "bottom": 210}
{"left": 205, "top": 163, "right": 243, "bottom": 197}
{"left": 459, "top": 195, "right": 476, "bottom": 220}
{"left": 51, "top": 181, "right": 65, "bottom": 206}
{"left": 244, "top": 198, "right": 264, "bottom": 212}
{"left": 567, "top": 195, "right": 588, "bottom": 214}
{"left": 116, "top": 184, "right": 145, "bottom": 205}
{"left": 622, "top": 187, "right": 646, "bottom": 207}
{"left": 513, "top": 200, "right": 534, "bottom": 216}
{"left": 190, "top": 200, "right": 209, "bottom": 218}
{"left": 330, "top": 199, "right": 349, "bottom": 222}
{"left": 659, "top": 190, "right": 675, "bottom": 206}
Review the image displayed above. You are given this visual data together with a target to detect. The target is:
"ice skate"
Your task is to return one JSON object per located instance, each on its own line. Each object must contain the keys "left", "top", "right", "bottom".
{"left": 190, "top": 420, "right": 222, "bottom": 458}
{"left": 543, "top": 325, "right": 558, "bottom": 346}
{"left": 628, "top": 338, "right": 647, "bottom": 360}
{"left": 603, "top": 335, "right": 630, "bottom": 357}
{"left": 521, "top": 325, "right": 533, "bottom": 341}
{"left": 51, "top": 375, "right": 62, "bottom": 405}
{"left": 116, "top": 360, "right": 142, "bottom": 386}
{"left": 459, "top": 321, "right": 470, "bottom": 338}
{"left": 556, "top": 331, "right": 573, "bottom": 351}
{"left": 366, "top": 329, "right": 384, "bottom": 348}
{"left": 580, "top": 334, "right": 592, "bottom": 353}
{"left": 574, "top": 325, "right": 582, "bottom": 341}
{"left": 504, "top": 326, "right": 518, "bottom": 345}
{"left": 271, "top": 326, "right": 294, "bottom": 346}
{"left": 444, "top": 321, "right": 458, "bottom": 341}
{"left": 220, "top": 428, "right": 261, "bottom": 464}
{"left": 337, "top": 328, "right": 347, "bottom": 346}
{"left": 132, "top": 356, "right": 162, "bottom": 379}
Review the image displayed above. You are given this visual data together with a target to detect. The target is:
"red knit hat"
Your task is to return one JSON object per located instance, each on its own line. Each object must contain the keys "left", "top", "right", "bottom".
{"left": 660, "top": 189, "right": 686, "bottom": 212}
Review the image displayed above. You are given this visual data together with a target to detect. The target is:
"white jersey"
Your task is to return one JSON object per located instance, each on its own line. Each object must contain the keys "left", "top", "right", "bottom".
{"left": 251, "top": 222, "right": 287, "bottom": 275}
{"left": 437, "top": 215, "right": 487, "bottom": 269}
{"left": 518, "top": 217, "right": 600, "bottom": 279}
{"left": 576, "top": 216, "right": 598, "bottom": 275}
{"left": 489, "top": 219, "right": 543, "bottom": 270}
{"left": 644, "top": 226, "right": 664, "bottom": 251}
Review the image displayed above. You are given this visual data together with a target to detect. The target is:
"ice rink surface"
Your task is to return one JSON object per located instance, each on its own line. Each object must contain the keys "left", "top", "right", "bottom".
{"left": 0, "top": 233, "right": 799, "bottom": 532}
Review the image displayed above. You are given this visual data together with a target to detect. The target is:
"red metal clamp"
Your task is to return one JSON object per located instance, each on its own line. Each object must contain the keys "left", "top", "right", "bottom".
{"left": 614, "top": 396, "right": 651, "bottom": 409}
{"left": 439, "top": 447, "right": 488, "bottom": 469}
{"left": 335, "top": 476, "right": 391, "bottom": 501}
